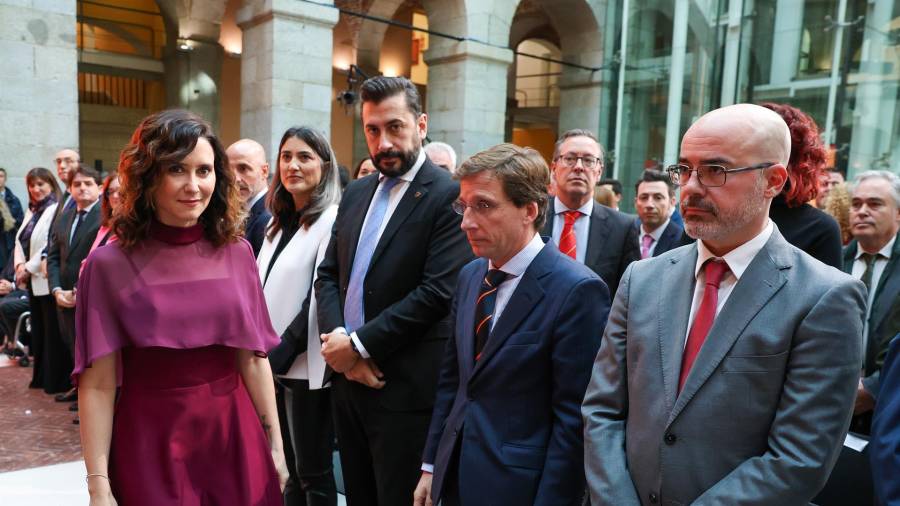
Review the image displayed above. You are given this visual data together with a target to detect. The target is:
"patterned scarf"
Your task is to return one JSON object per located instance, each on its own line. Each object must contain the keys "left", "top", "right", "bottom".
{"left": 19, "top": 193, "right": 58, "bottom": 246}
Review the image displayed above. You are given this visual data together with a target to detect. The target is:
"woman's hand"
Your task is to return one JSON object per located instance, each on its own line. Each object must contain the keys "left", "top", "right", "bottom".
{"left": 89, "top": 492, "right": 118, "bottom": 506}
{"left": 87, "top": 475, "right": 117, "bottom": 506}
{"left": 271, "top": 447, "right": 290, "bottom": 492}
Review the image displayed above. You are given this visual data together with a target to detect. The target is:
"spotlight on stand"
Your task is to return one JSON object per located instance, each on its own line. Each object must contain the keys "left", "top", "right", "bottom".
{"left": 336, "top": 64, "right": 370, "bottom": 113}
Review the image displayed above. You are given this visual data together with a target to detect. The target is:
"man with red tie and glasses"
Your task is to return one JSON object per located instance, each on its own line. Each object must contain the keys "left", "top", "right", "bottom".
{"left": 413, "top": 143, "right": 610, "bottom": 506}
{"left": 541, "top": 129, "right": 639, "bottom": 297}
{"left": 582, "top": 104, "right": 866, "bottom": 505}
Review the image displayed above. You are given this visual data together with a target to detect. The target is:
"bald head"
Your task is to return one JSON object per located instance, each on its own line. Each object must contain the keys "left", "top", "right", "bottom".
{"left": 685, "top": 104, "right": 791, "bottom": 168}
{"left": 226, "top": 139, "right": 269, "bottom": 202}
{"left": 54, "top": 149, "right": 80, "bottom": 185}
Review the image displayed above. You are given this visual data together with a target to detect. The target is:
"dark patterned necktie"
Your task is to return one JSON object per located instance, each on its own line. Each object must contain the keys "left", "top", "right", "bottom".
{"left": 474, "top": 269, "right": 509, "bottom": 361}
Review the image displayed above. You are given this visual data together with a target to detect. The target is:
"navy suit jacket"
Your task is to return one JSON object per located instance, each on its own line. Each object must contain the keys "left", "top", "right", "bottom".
{"left": 634, "top": 219, "right": 689, "bottom": 258}
{"left": 871, "top": 333, "right": 900, "bottom": 504}
{"left": 245, "top": 194, "right": 271, "bottom": 257}
{"left": 423, "top": 242, "right": 611, "bottom": 505}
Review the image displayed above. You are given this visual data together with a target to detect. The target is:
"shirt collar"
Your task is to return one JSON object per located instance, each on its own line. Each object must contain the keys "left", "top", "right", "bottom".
{"left": 695, "top": 219, "right": 774, "bottom": 281}
{"left": 249, "top": 188, "right": 267, "bottom": 208}
{"left": 642, "top": 218, "right": 670, "bottom": 241}
{"left": 855, "top": 235, "right": 896, "bottom": 260}
{"left": 489, "top": 233, "right": 544, "bottom": 278}
{"left": 554, "top": 196, "right": 593, "bottom": 217}
{"left": 77, "top": 199, "right": 100, "bottom": 214}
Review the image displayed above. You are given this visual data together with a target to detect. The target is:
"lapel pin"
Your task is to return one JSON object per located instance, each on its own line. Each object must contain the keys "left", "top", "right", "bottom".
{"left": 414, "top": 191, "right": 422, "bottom": 199}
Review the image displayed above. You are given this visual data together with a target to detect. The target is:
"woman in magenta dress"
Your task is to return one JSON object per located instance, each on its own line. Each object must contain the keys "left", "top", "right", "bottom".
{"left": 74, "top": 109, "right": 289, "bottom": 505}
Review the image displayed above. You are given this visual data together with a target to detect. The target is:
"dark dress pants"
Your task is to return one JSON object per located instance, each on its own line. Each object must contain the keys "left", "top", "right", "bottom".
{"left": 57, "top": 305, "right": 76, "bottom": 357}
{"left": 27, "top": 287, "right": 45, "bottom": 389}
{"left": 280, "top": 378, "right": 337, "bottom": 506}
{"left": 39, "top": 294, "right": 70, "bottom": 393}
{"left": 0, "top": 289, "right": 29, "bottom": 346}
{"left": 331, "top": 375, "right": 431, "bottom": 506}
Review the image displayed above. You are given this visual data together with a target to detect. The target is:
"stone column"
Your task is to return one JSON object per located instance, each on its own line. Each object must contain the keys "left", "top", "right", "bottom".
{"left": 165, "top": 38, "right": 223, "bottom": 132}
{"left": 424, "top": 41, "right": 513, "bottom": 159}
{"left": 238, "top": 0, "right": 338, "bottom": 161}
{"left": 0, "top": 0, "right": 78, "bottom": 188}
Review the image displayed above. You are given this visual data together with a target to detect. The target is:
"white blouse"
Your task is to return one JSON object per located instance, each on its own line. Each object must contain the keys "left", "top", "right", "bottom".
{"left": 257, "top": 204, "right": 337, "bottom": 389}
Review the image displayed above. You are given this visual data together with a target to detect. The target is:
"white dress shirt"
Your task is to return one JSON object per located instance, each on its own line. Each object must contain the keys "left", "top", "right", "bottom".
{"left": 550, "top": 197, "right": 593, "bottom": 263}
{"left": 850, "top": 235, "right": 895, "bottom": 351}
{"left": 343, "top": 150, "right": 427, "bottom": 358}
{"left": 640, "top": 218, "right": 670, "bottom": 258}
{"left": 685, "top": 220, "right": 774, "bottom": 346}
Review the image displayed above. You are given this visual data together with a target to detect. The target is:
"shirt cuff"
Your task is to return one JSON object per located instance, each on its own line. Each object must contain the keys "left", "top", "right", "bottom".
{"left": 350, "top": 332, "right": 371, "bottom": 359}
{"left": 421, "top": 463, "right": 434, "bottom": 473}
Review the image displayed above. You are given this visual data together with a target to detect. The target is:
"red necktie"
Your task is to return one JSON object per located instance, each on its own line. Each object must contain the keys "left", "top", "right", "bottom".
{"left": 558, "top": 210, "right": 580, "bottom": 259}
{"left": 679, "top": 259, "right": 730, "bottom": 393}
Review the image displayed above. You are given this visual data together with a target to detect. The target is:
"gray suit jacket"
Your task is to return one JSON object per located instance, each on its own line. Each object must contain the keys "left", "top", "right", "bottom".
{"left": 582, "top": 227, "right": 866, "bottom": 506}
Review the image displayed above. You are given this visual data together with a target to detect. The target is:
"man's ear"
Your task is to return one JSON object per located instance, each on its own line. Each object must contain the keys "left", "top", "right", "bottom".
{"left": 764, "top": 164, "right": 789, "bottom": 198}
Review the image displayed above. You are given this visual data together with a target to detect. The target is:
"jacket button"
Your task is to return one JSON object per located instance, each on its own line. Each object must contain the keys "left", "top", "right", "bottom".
{"left": 649, "top": 492, "right": 659, "bottom": 503}
{"left": 367, "top": 290, "right": 373, "bottom": 295}
{"left": 664, "top": 433, "right": 677, "bottom": 445}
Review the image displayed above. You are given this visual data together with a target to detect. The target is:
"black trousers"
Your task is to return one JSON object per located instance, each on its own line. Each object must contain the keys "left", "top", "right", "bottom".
{"left": 57, "top": 305, "right": 76, "bottom": 356}
{"left": 0, "top": 289, "right": 29, "bottom": 345}
{"left": 331, "top": 375, "right": 431, "bottom": 506}
{"left": 38, "top": 294, "right": 70, "bottom": 394}
{"left": 27, "top": 288, "right": 45, "bottom": 389}
{"left": 280, "top": 378, "right": 337, "bottom": 506}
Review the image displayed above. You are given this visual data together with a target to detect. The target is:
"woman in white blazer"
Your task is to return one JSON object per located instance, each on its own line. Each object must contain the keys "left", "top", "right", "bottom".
{"left": 14, "top": 167, "right": 61, "bottom": 391}
{"left": 257, "top": 126, "right": 341, "bottom": 506}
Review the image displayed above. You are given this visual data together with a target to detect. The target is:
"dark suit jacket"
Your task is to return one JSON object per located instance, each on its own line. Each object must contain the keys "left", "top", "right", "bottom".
{"left": 871, "top": 334, "right": 900, "bottom": 504}
{"left": 423, "top": 243, "right": 610, "bottom": 505}
{"left": 245, "top": 194, "right": 271, "bottom": 257}
{"left": 47, "top": 204, "right": 100, "bottom": 292}
{"left": 315, "top": 159, "right": 472, "bottom": 410}
{"left": 634, "top": 219, "right": 688, "bottom": 258}
{"left": 541, "top": 202, "right": 639, "bottom": 296}
{"left": 842, "top": 233, "right": 900, "bottom": 394}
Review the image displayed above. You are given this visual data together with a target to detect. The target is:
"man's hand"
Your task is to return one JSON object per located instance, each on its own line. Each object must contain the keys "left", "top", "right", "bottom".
{"left": 54, "top": 290, "right": 76, "bottom": 309}
{"left": 321, "top": 330, "right": 359, "bottom": 373}
{"left": 413, "top": 472, "right": 433, "bottom": 506}
{"left": 854, "top": 379, "right": 875, "bottom": 415}
{"left": 0, "top": 279, "right": 13, "bottom": 296}
{"left": 344, "top": 358, "right": 385, "bottom": 389}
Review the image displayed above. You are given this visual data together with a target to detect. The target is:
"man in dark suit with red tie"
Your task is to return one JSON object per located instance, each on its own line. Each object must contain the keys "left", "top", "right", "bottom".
{"left": 414, "top": 143, "right": 610, "bottom": 506}
{"left": 541, "top": 130, "right": 639, "bottom": 296}
{"left": 315, "top": 76, "right": 471, "bottom": 506}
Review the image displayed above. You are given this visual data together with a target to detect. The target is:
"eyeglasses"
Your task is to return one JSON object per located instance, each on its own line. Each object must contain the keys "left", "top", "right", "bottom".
{"left": 665, "top": 162, "right": 774, "bottom": 188}
{"left": 451, "top": 199, "right": 498, "bottom": 216}
{"left": 556, "top": 155, "right": 600, "bottom": 169}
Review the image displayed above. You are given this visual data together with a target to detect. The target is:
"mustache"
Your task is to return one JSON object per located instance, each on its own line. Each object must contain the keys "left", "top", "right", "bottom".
{"left": 373, "top": 150, "right": 406, "bottom": 166}
{"left": 681, "top": 197, "right": 717, "bottom": 215}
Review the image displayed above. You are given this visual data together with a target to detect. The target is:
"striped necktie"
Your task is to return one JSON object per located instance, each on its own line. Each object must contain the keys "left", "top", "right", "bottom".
{"left": 474, "top": 269, "right": 509, "bottom": 361}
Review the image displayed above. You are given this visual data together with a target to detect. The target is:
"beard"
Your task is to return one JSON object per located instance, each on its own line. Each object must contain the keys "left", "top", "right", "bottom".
{"left": 372, "top": 144, "right": 421, "bottom": 178}
{"left": 683, "top": 175, "right": 767, "bottom": 242}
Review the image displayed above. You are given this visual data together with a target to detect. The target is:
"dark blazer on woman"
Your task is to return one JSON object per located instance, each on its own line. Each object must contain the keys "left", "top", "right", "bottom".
{"left": 769, "top": 193, "right": 843, "bottom": 269}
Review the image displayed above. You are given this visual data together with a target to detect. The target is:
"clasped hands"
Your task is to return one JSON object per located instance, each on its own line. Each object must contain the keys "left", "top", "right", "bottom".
{"left": 320, "top": 330, "right": 385, "bottom": 389}
{"left": 55, "top": 289, "right": 76, "bottom": 308}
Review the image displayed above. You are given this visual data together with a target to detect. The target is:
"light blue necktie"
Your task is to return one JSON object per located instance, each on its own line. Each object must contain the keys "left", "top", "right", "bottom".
{"left": 344, "top": 177, "right": 401, "bottom": 333}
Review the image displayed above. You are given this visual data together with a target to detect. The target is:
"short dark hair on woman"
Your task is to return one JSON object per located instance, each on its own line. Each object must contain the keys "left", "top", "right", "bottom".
{"left": 267, "top": 126, "right": 342, "bottom": 239}
{"left": 67, "top": 163, "right": 102, "bottom": 187}
{"left": 25, "top": 167, "right": 61, "bottom": 202}
{"left": 112, "top": 109, "right": 243, "bottom": 249}
{"left": 455, "top": 143, "right": 550, "bottom": 230}
{"left": 360, "top": 76, "right": 422, "bottom": 117}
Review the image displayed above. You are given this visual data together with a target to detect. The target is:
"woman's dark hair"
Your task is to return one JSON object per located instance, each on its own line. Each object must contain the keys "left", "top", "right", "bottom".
{"left": 112, "top": 109, "right": 243, "bottom": 248}
{"left": 266, "top": 126, "right": 341, "bottom": 239}
{"left": 760, "top": 102, "right": 826, "bottom": 207}
{"left": 99, "top": 172, "right": 118, "bottom": 227}
{"left": 25, "top": 167, "right": 61, "bottom": 203}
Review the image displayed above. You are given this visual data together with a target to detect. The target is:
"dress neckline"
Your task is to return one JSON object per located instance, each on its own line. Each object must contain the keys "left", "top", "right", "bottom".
{"left": 150, "top": 219, "right": 204, "bottom": 245}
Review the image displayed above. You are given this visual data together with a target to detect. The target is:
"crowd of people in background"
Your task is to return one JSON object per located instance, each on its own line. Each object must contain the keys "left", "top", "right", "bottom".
{"left": 1, "top": 75, "right": 898, "bottom": 506}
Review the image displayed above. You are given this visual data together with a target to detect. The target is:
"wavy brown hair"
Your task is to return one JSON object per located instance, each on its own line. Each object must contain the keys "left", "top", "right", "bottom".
{"left": 112, "top": 109, "right": 243, "bottom": 248}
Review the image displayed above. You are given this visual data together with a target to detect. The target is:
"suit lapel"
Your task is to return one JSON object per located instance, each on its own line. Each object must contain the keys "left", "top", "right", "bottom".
{"left": 655, "top": 221, "right": 679, "bottom": 256}
{"left": 68, "top": 206, "right": 99, "bottom": 252}
{"left": 369, "top": 165, "right": 433, "bottom": 267}
{"left": 345, "top": 176, "right": 380, "bottom": 269}
{"left": 458, "top": 261, "right": 487, "bottom": 381}
{"left": 584, "top": 204, "right": 610, "bottom": 269}
{"left": 469, "top": 245, "right": 553, "bottom": 383}
{"left": 657, "top": 245, "right": 698, "bottom": 413}
{"left": 667, "top": 232, "right": 791, "bottom": 426}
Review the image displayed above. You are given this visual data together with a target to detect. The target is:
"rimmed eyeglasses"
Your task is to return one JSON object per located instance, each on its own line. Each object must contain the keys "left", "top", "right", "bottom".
{"left": 665, "top": 162, "right": 774, "bottom": 188}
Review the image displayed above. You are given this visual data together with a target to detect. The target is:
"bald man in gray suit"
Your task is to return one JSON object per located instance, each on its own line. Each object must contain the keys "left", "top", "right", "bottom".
{"left": 582, "top": 104, "right": 866, "bottom": 505}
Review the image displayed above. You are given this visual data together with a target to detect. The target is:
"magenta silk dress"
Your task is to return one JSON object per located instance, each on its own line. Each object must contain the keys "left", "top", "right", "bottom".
{"left": 72, "top": 221, "right": 282, "bottom": 505}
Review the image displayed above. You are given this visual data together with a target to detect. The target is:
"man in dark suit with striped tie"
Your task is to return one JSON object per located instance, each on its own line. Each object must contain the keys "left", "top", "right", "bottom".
{"left": 414, "top": 143, "right": 610, "bottom": 506}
